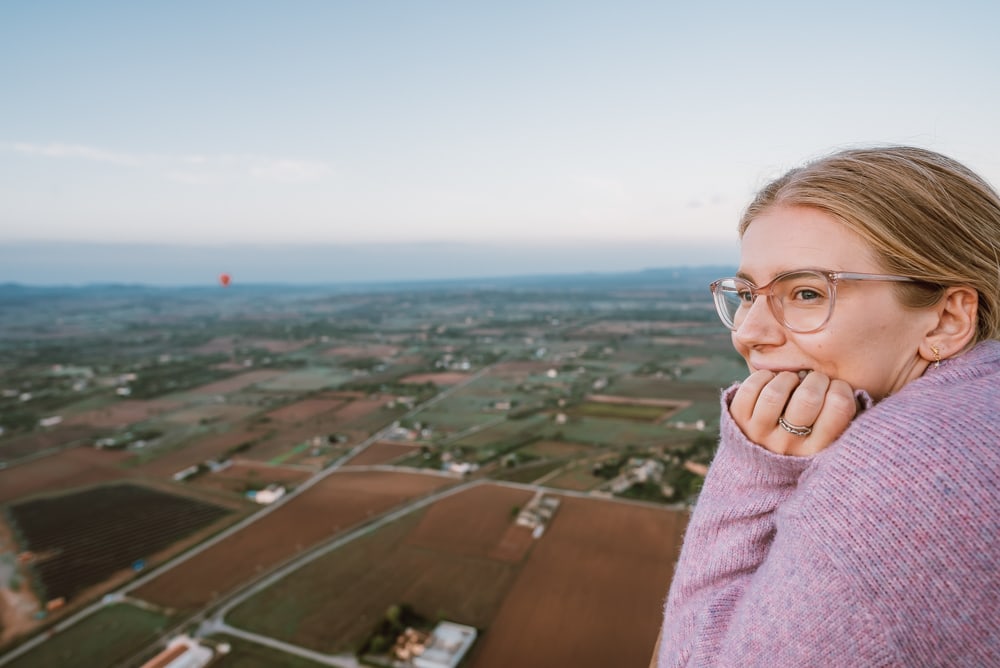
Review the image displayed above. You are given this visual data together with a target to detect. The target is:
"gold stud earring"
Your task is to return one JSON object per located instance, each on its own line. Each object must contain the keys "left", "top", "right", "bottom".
{"left": 931, "top": 346, "right": 941, "bottom": 369}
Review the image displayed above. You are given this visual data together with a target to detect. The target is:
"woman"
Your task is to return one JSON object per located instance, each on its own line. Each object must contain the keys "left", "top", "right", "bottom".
{"left": 656, "top": 146, "right": 1000, "bottom": 667}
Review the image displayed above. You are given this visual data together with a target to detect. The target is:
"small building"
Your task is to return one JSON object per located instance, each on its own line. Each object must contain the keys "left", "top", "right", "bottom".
{"left": 413, "top": 621, "right": 477, "bottom": 668}
{"left": 247, "top": 484, "right": 286, "bottom": 504}
{"left": 140, "top": 635, "right": 213, "bottom": 668}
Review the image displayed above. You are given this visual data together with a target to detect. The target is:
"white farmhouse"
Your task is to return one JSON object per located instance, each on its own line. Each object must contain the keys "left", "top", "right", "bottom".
{"left": 413, "top": 621, "right": 477, "bottom": 668}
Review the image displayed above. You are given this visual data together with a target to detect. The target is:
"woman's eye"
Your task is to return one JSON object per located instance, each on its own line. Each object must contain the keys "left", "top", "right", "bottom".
{"left": 792, "top": 288, "right": 822, "bottom": 301}
{"left": 737, "top": 289, "right": 754, "bottom": 303}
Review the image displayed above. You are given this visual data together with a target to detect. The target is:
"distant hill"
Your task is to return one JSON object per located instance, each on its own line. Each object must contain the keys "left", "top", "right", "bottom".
{"left": 0, "top": 264, "right": 734, "bottom": 297}
{"left": 0, "top": 240, "right": 738, "bottom": 287}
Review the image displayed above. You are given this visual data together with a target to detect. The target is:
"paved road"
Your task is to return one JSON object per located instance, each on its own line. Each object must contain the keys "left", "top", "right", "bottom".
{"left": 206, "top": 621, "right": 361, "bottom": 668}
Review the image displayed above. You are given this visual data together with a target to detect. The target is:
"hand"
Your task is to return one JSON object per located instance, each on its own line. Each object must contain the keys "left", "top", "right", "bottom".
{"left": 729, "top": 370, "right": 858, "bottom": 456}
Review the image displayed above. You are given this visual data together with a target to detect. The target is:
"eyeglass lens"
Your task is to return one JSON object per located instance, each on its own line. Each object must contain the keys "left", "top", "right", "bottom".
{"left": 714, "top": 271, "right": 833, "bottom": 332}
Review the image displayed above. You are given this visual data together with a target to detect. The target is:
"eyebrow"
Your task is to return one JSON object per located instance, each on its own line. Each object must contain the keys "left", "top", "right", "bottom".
{"left": 735, "top": 267, "right": 838, "bottom": 284}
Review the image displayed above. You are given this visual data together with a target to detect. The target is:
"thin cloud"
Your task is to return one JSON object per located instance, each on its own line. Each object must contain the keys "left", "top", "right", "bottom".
{"left": 248, "top": 158, "right": 334, "bottom": 184}
{"left": 7, "top": 142, "right": 142, "bottom": 166}
{"left": 168, "top": 155, "right": 335, "bottom": 185}
{"left": 5, "top": 141, "right": 334, "bottom": 185}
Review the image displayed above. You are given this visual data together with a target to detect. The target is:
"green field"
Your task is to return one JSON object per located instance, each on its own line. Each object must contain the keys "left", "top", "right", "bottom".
{"left": 5, "top": 603, "right": 171, "bottom": 668}
{"left": 492, "top": 459, "right": 566, "bottom": 483}
{"left": 568, "top": 402, "right": 667, "bottom": 421}
{"left": 555, "top": 417, "right": 692, "bottom": 449}
{"left": 451, "top": 415, "right": 550, "bottom": 449}
{"left": 209, "top": 635, "right": 331, "bottom": 667}
{"left": 258, "top": 368, "right": 355, "bottom": 392}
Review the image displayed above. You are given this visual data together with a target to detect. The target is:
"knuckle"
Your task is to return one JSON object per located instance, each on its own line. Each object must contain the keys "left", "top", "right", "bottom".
{"left": 758, "top": 385, "right": 788, "bottom": 408}
{"left": 792, "top": 385, "right": 825, "bottom": 411}
{"left": 823, "top": 387, "right": 858, "bottom": 418}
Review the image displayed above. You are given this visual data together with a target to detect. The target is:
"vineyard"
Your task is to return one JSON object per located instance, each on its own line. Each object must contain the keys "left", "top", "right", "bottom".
{"left": 7, "top": 484, "right": 231, "bottom": 603}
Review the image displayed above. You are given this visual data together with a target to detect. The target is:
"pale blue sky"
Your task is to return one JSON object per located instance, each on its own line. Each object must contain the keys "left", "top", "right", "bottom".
{"left": 2, "top": 1, "right": 999, "bottom": 283}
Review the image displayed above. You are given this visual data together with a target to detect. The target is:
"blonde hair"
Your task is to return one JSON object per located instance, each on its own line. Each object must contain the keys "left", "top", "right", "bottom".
{"left": 739, "top": 146, "right": 1000, "bottom": 343}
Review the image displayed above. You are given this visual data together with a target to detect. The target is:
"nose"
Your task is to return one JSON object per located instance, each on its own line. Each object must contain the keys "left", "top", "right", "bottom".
{"left": 732, "top": 295, "right": 785, "bottom": 348}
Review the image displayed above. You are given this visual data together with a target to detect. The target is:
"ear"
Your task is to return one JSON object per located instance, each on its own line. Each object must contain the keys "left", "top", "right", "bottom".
{"left": 920, "top": 286, "right": 979, "bottom": 362}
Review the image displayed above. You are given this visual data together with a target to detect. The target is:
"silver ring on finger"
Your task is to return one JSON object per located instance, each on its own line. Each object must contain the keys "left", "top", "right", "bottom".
{"left": 778, "top": 415, "right": 813, "bottom": 437}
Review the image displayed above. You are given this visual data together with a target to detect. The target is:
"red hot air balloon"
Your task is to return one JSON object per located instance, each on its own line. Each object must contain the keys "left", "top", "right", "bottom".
{"left": 219, "top": 273, "right": 232, "bottom": 287}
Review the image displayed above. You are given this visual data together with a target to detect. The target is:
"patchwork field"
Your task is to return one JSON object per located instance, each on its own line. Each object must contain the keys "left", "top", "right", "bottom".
{"left": 224, "top": 484, "right": 686, "bottom": 667}
{"left": 227, "top": 484, "right": 534, "bottom": 654}
{"left": 238, "top": 395, "right": 402, "bottom": 463}
{"left": 132, "top": 471, "right": 455, "bottom": 612}
{"left": 0, "top": 274, "right": 729, "bottom": 663}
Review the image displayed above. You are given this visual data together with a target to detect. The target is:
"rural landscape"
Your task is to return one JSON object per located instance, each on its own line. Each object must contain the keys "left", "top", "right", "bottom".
{"left": 0, "top": 267, "right": 744, "bottom": 667}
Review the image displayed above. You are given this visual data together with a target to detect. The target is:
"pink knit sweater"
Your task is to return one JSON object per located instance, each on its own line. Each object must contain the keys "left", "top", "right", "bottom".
{"left": 658, "top": 340, "right": 1000, "bottom": 667}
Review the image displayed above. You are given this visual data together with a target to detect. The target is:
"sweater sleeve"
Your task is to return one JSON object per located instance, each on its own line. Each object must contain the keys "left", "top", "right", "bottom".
{"left": 658, "top": 385, "right": 811, "bottom": 667}
{"left": 658, "top": 343, "right": 1000, "bottom": 667}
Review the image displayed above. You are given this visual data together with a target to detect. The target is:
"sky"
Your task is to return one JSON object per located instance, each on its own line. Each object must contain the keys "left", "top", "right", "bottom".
{"left": 2, "top": 1, "right": 999, "bottom": 285}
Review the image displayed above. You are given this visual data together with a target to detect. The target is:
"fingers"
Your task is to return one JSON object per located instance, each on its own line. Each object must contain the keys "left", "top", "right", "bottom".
{"left": 730, "top": 371, "right": 857, "bottom": 456}
{"left": 806, "top": 379, "right": 857, "bottom": 446}
{"left": 780, "top": 371, "right": 830, "bottom": 434}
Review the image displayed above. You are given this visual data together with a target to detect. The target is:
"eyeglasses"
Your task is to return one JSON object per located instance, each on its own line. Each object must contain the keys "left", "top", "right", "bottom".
{"left": 710, "top": 269, "right": 916, "bottom": 333}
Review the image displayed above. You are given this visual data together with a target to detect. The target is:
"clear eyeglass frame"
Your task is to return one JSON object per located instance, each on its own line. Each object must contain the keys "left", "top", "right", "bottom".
{"left": 709, "top": 269, "right": 917, "bottom": 334}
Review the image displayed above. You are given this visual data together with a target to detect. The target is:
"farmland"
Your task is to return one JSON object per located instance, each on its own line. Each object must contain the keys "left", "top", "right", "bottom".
{"left": 468, "top": 495, "right": 686, "bottom": 668}
{"left": 226, "top": 484, "right": 537, "bottom": 653}
{"left": 132, "top": 470, "right": 455, "bottom": 612}
{"left": 2, "top": 603, "right": 170, "bottom": 668}
{"left": 0, "top": 268, "right": 737, "bottom": 665}
{"left": 7, "top": 484, "right": 232, "bottom": 604}
{"left": 224, "top": 483, "right": 686, "bottom": 666}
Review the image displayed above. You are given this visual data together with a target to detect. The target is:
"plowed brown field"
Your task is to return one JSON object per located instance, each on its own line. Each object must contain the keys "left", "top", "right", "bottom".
{"left": 469, "top": 495, "right": 687, "bottom": 668}
{"left": 64, "top": 399, "right": 181, "bottom": 428}
{"left": 404, "top": 484, "right": 534, "bottom": 560}
{"left": 131, "top": 470, "right": 454, "bottom": 611}
{"left": 0, "top": 447, "right": 130, "bottom": 504}
{"left": 0, "top": 425, "right": 101, "bottom": 462}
